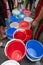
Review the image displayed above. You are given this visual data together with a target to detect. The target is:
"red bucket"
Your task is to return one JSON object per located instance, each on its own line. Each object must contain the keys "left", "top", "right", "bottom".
{"left": 19, "top": 21, "right": 31, "bottom": 30}
{"left": 5, "top": 39, "right": 26, "bottom": 62}
{"left": 23, "top": 9, "right": 31, "bottom": 17}
{"left": 13, "top": 29, "right": 26, "bottom": 42}
{"left": 25, "top": 30, "right": 33, "bottom": 42}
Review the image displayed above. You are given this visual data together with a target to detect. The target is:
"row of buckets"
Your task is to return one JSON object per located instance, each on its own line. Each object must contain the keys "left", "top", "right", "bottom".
{"left": 6, "top": 9, "right": 33, "bottom": 41}
{"left": 1, "top": 9, "right": 43, "bottom": 65}
{"left": 1, "top": 39, "right": 43, "bottom": 65}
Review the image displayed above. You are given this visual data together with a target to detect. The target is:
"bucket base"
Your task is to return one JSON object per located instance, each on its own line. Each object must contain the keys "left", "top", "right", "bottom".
{"left": 11, "top": 50, "right": 22, "bottom": 61}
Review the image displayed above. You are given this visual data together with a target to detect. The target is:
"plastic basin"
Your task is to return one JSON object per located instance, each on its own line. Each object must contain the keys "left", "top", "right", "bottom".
{"left": 26, "top": 40, "right": 43, "bottom": 59}
{"left": 25, "top": 30, "right": 33, "bottom": 42}
{"left": 23, "top": 9, "right": 31, "bottom": 17}
{"left": 19, "top": 14, "right": 25, "bottom": 19}
{"left": 6, "top": 28, "right": 16, "bottom": 39}
{"left": 12, "top": 9, "right": 20, "bottom": 15}
{"left": 24, "top": 17, "right": 33, "bottom": 23}
{"left": 19, "top": 21, "right": 31, "bottom": 30}
{"left": 5, "top": 39, "right": 26, "bottom": 62}
{"left": 10, "top": 22, "right": 19, "bottom": 29}
{"left": 1, "top": 60, "right": 20, "bottom": 65}
{"left": 10, "top": 16, "right": 21, "bottom": 23}
{"left": 13, "top": 29, "right": 26, "bottom": 42}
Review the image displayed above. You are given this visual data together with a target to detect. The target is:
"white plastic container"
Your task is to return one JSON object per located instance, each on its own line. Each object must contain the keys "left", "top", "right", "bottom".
{"left": 10, "top": 22, "right": 19, "bottom": 29}
{"left": 1, "top": 60, "right": 20, "bottom": 65}
{"left": 24, "top": 17, "right": 33, "bottom": 23}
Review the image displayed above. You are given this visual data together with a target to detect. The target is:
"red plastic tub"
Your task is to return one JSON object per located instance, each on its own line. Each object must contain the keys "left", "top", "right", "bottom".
{"left": 13, "top": 29, "right": 26, "bottom": 42}
{"left": 25, "top": 30, "right": 33, "bottom": 42}
{"left": 5, "top": 39, "right": 26, "bottom": 62}
{"left": 23, "top": 9, "right": 31, "bottom": 17}
{"left": 19, "top": 21, "right": 31, "bottom": 30}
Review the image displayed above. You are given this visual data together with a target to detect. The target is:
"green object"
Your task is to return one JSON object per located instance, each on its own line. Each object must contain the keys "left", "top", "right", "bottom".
{"left": 33, "top": 19, "right": 43, "bottom": 39}
{"left": 23, "top": 0, "right": 28, "bottom": 3}
{"left": 16, "top": 15, "right": 19, "bottom": 18}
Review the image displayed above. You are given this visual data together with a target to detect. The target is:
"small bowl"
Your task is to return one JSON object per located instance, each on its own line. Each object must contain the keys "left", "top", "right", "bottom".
{"left": 26, "top": 40, "right": 43, "bottom": 59}
{"left": 24, "top": 17, "right": 33, "bottom": 23}
{"left": 6, "top": 28, "right": 16, "bottom": 39}
{"left": 1, "top": 60, "right": 20, "bottom": 65}
{"left": 10, "top": 22, "right": 19, "bottom": 29}
{"left": 13, "top": 29, "right": 26, "bottom": 42}
{"left": 4, "top": 39, "right": 26, "bottom": 62}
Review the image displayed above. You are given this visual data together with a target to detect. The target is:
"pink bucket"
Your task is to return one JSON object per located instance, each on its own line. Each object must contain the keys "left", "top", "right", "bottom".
{"left": 23, "top": 9, "right": 31, "bottom": 17}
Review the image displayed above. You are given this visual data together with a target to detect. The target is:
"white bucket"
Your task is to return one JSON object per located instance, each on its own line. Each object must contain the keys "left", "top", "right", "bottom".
{"left": 24, "top": 17, "right": 33, "bottom": 23}
{"left": 10, "top": 22, "right": 19, "bottom": 29}
{"left": 1, "top": 60, "right": 20, "bottom": 65}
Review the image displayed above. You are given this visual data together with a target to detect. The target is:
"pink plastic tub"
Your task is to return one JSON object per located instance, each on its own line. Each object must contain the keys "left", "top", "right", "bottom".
{"left": 23, "top": 9, "right": 31, "bottom": 17}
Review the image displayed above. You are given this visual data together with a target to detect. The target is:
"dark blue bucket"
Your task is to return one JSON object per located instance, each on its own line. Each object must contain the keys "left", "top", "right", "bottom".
{"left": 26, "top": 40, "right": 43, "bottom": 60}
{"left": 5, "top": 19, "right": 8, "bottom": 26}
{"left": 10, "top": 16, "right": 21, "bottom": 23}
{"left": 6, "top": 28, "right": 16, "bottom": 39}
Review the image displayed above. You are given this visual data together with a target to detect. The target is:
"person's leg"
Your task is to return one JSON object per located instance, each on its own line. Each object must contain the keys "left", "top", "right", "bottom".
{"left": 7, "top": 0, "right": 14, "bottom": 13}
{"left": 0, "top": 14, "right": 6, "bottom": 39}
{"left": 25, "top": 0, "right": 30, "bottom": 9}
{"left": 30, "top": 0, "right": 34, "bottom": 10}
{"left": 33, "top": 19, "right": 43, "bottom": 39}
{"left": 0, "top": 1, "right": 6, "bottom": 46}
{"left": 0, "top": 3, "right": 6, "bottom": 39}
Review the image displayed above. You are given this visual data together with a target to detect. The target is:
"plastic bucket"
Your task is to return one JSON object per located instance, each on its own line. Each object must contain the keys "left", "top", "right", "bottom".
{"left": 5, "top": 39, "right": 26, "bottom": 62}
{"left": 1, "top": 60, "right": 20, "bottom": 65}
{"left": 24, "top": 17, "right": 33, "bottom": 23}
{"left": 19, "top": 14, "right": 25, "bottom": 19}
{"left": 13, "top": 29, "right": 26, "bottom": 42}
{"left": 19, "top": 21, "right": 31, "bottom": 30}
{"left": 6, "top": 28, "right": 16, "bottom": 39}
{"left": 25, "top": 30, "right": 33, "bottom": 42}
{"left": 10, "top": 16, "right": 21, "bottom": 23}
{"left": 23, "top": 9, "right": 31, "bottom": 17}
{"left": 10, "top": 22, "right": 19, "bottom": 29}
{"left": 12, "top": 9, "right": 20, "bottom": 16}
{"left": 5, "top": 19, "right": 9, "bottom": 26}
{"left": 26, "top": 53, "right": 42, "bottom": 62}
{"left": 26, "top": 40, "right": 43, "bottom": 60}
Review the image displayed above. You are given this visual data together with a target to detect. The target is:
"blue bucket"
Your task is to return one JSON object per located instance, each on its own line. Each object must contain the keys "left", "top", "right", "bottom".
{"left": 19, "top": 14, "right": 25, "bottom": 20}
{"left": 10, "top": 16, "right": 21, "bottom": 23}
{"left": 5, "top": 19, "right": 8, "bottom": 26}
{"left": 26, "top": 40, "right": 43, "bottom": 60}
{"left": 6, "top": 28, "right": 16, "bottom": 39}
{"left": 26, "top": 53, "right": 42, "bottom": 62}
